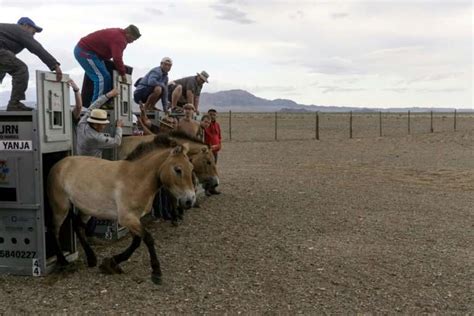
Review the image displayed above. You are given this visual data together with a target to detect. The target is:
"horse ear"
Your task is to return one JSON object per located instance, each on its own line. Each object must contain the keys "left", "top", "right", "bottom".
{"left": 200, "top": 146, "right": 209, "bottom": 153}
{"left": 171, "top": 143, "right": 189, "bottom": 156}
{"left": 181, "top": 143, "right": 189, "bottom": 155}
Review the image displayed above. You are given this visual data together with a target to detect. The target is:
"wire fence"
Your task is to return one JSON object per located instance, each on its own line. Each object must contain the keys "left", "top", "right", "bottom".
{"left": 218, "top": 111, "right": 474, "bottom": 142}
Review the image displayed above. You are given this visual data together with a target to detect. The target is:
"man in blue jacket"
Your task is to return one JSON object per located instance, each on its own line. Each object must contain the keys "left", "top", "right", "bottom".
{"left": 133, "top": 57, "right": 172, "bottom": 112}
{"left": 0, "top": 17, "right": 62, "bottom": 111}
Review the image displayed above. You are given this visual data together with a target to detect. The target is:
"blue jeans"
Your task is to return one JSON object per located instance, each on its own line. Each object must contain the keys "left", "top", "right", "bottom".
{"left": 74, "top": 45, "right": 111, "bottom": 103}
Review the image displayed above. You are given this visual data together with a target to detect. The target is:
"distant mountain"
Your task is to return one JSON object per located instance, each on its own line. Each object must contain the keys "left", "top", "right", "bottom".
{"left": 199, "top": 89, "right": 472, "bottom": 113}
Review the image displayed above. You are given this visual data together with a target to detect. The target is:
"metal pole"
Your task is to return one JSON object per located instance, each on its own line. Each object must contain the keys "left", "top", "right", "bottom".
{"left": 379, "top": 111, "right": 382, "bottom": 137}
{"left": 454, "top": 109, "right": 457, "bottom": 131}
{"left": 274, "top": 112, "right": 278, "bottom": 141}
{"left": 229, "top": 110, "right": 232, "bottom": 141}
{"left": 408, "top": 110, "right": 411, "bottom": 135}
{"left": 430, "top": 110, "right": 434, "bottom": 133}
{"left": 349, "top": 111, "right": 353, "bottom": 139}
{"left": 315, "top": 112, "right": 319, "bottom": 140}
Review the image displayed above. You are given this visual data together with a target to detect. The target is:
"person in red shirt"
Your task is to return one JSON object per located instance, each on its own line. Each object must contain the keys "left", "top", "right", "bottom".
{"left": 204, "top": 109, "right": 222, "bottom": 195}
{"left": 74, "top": 25, "right": 140, "bottom": 105}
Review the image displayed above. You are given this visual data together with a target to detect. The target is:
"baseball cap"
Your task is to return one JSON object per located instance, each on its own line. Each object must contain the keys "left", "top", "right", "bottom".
{"left": 17, "top": 17, "right": 43, "bottom": 33}
{"left": 161, "top": 57, "right": 173, "bottom": 64}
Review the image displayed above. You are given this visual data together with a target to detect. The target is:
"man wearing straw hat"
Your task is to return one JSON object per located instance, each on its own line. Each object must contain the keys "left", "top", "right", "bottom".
{"left": 76, "top": 88, "right": 123, "bottom": 157}
{"left": 168, "top": 70, "right": 209, "bottom": 114}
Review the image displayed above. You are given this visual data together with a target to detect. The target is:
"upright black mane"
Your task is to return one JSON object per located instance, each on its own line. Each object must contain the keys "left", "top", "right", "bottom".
{"left": 168, "top": 130, "right": 206, "bottom": 145}
{"left": 125, "top": 134, "right": 172, "bottom": 161}
{"left": 126, "top": 131, "right": 208, "bottom": 161}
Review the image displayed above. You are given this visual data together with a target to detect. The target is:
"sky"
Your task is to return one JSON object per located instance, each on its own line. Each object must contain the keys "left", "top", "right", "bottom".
{"left": 0, "top": 0, "right": 472, "bottom": 109}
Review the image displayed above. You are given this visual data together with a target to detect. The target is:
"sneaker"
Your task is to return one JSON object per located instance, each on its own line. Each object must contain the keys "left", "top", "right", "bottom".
{"left": 6, "top": 101, "right": 33, "bottom": 111}
{"left": 100, "top": 101, "right": 114, "bottom": 110}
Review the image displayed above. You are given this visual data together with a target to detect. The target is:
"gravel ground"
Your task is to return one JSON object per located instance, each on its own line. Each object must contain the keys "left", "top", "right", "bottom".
{"left": 0, "top": 129, "right": 473, "bottom": 314}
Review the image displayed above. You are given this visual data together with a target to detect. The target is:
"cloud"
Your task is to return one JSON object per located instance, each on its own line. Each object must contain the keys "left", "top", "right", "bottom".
{"left": 209, "top": 3, "right": 255, "bottom": 24}
{"left": 330, "top": 12, "right": 348, "bottom": 19}
{"left": 305, "top": 57, "right": 364, "bottom": 75}
{"left": 317, "top": 86, "right": 367, "bottom": 94}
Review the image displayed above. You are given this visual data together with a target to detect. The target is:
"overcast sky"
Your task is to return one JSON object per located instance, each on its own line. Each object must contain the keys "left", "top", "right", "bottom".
{"left": 0, "top": 0, "right": 472, "bottom": 109}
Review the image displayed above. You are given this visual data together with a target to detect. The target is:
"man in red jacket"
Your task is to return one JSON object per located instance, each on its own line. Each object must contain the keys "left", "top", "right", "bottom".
{"left": 204, "top": 109, "right": 222, "bottom": 195}
{"left": 74, "top": 25, "right": 140, "bottom": 104}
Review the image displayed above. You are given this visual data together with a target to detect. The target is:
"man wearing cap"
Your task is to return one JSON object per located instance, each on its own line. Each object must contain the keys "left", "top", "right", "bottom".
{"left": 76, "top": 88, "right": 123, "bottom": 157}
{"left": 134, "top": 57, "right": 172, "bottom": 112}
{"left": 0, "top": 17, "right": 62, "bottom": 111}
{"left": 74, "top": 25, "right": 141, "bottom": 105}
{"left": 168, "top": 71, "right": 209, "bottom": 113}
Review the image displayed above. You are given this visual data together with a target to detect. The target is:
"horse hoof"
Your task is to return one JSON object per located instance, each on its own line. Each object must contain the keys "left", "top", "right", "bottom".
{"left": 151, "top": 274, "right": 162, "bottom": 285}
{"left": 99, "top": 258, "right": 120, "bottom": 275}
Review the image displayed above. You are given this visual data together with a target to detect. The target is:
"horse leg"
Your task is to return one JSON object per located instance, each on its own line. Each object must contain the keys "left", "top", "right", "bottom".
{"left": 99, "top": 235, "right": 141, "bottom": 275}
{"left": 142, "top": 229, "right": 162, "bottom": 285}
{"left": 99, "top": 215, "right": 143, "bottom": 275}
{"left": 49, "top": 194, "right": 70, "bottom": 267}
{"left": 71, "top": 212, "right": 97, "bottom": 267}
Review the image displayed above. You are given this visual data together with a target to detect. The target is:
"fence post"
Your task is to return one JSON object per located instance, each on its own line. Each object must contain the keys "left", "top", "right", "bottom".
{"left": 454, "top": 109, "right": 457, "bottom": 131}
{"left": 274, "top": 112, "right": 278, "bottom": 141}
{"left": 408, "top": 110, "right": 411, "bottom": 135}
{"left": 229, "top": 110, "right": 232, "bottom": 141}
{"left": 379, "top": 111, "right": 383, "bottom": 137}
{"left": 315, "top": 112, "right": 319, "bottom": 140}
{"left": 349, "top": 111, "right": 353, "bottom": 139}
{"left": 430, "top": 110, "right": 434, "bottom": 133}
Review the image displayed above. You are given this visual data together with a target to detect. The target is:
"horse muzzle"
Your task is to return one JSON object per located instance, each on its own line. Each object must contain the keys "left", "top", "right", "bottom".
{"left": 177, "top": 191, "right": 196, "bottom": 210}
{"left": 202, "top": 176, "right": 219, "bottom": 190}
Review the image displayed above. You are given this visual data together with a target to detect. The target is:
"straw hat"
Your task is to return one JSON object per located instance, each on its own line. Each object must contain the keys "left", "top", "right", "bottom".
{"left": 87, "top": 109, "right": 110, "bottom": 124}
{"left": 196, "top": 71, "right": 209, "bottom": 83}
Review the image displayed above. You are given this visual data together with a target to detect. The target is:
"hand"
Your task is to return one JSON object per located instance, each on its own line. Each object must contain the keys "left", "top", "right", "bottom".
{"left": 67, "top": 79, "right": 79, "bottom": 92}
{"left": 106, "top": 88, "right": 119, "bottom": 99}
{"left": 120, "top": 75, "right": 127, "bottom": 83}
{"left": 116, "top": 119, "right": 124, "bottom": 128}
{"left": 55, "top": 65, "right": 63, "bottom": 82}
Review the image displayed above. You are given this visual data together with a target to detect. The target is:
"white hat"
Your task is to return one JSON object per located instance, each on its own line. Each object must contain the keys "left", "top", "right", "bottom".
{"left": 161, "top": 57, "right": 173, "bottom": 64}
{"left": 87, "top": 109, "right": 110, "bottom": 124}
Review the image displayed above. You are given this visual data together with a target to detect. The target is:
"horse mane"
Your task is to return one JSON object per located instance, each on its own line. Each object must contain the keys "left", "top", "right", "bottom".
{"left": 168, "top": 130, "right": 207, "bottom": 145}
{"left": 125, "top": 133, "right": 173, "bottom": 161}
{"left": 125, "top": 130, "right": 209, "bottom": 161}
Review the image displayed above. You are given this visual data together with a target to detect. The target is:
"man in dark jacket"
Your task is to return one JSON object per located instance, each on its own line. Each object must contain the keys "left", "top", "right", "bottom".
{"left": 0, "top": 17, "right": 62, "bottom": 111}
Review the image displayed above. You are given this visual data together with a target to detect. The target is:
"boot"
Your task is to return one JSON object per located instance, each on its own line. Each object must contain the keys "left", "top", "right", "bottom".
{"left": 6, "top": 101, "right": 33, "bottom": 111}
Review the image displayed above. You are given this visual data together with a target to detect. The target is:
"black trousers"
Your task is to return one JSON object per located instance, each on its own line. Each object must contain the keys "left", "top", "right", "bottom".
{"left": 0, "top": 49, "right": 29, "bottom": 103}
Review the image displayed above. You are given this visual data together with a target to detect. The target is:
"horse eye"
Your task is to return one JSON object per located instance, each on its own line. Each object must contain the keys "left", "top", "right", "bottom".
{"left": 174, "top": 166, "right": 182, "bottom": 175}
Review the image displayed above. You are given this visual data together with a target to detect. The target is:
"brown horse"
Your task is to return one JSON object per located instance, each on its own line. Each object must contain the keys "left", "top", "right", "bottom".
{"left": 121, "top": 131, "right": 219, "bottom": 191}
{"left": 47, "top": 144, "right": 195, "bottom": 284}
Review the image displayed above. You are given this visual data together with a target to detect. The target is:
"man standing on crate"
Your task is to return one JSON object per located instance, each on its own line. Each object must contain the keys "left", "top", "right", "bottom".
{"left": 0, "top": 17, "right": 62, "bottom": 111}
{"left": 134, "top": 57, "right": 172, "bottom": 112}
{"left": 74, "top": 25, "right": 141, "bottom": 107}
{"left": 168, "top": 71, "right": 209, "bottom": 114}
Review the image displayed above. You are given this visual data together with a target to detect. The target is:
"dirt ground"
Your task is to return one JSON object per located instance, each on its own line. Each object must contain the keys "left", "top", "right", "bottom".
{"left": 0, "top": 127, "right": 473, "bottom": 314}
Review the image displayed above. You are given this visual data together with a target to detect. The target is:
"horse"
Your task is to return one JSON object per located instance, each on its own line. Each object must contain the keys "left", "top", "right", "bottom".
{"left": 47, "top": 144, "right": 195, "bottom": 284}
{"left": 122, "top": 131, "right": 219, "bottom": 223}
{"left": 120, "top": 131, "right": 219, "bottom": 191}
